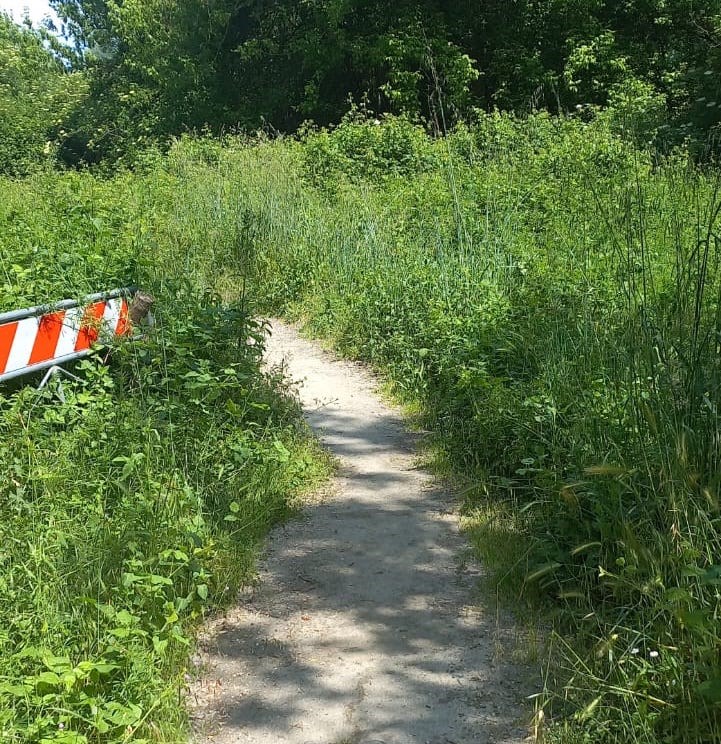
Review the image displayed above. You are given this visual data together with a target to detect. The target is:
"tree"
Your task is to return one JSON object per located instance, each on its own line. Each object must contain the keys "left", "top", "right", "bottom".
{"left": 43, "top": 0, "right": 721, "bottom": 162}
{"left": 0, "top": 12, "right": 85, "bottom": 175}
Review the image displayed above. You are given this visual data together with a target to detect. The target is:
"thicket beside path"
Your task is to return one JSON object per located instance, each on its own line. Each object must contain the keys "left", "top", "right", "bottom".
{"left": 190, "top": 319, "right": 531, "bottom": 744}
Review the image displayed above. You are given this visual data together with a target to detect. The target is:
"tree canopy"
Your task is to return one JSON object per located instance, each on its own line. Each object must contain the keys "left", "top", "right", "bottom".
{"left": 0, "top": 12, "right": 84, "bottom": 174}
{"left": 3, "top": 0, "right": 721, "bottom": 166}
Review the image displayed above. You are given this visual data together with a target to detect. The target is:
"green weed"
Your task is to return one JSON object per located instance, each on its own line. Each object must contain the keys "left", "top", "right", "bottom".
{"left": 0, "top": 164, "right": 328, "bottom": 742}
{"left": 209, "top": 112, "right": 721, "bottom": 743}
{"left": 6, "top": 109, "right": 721, "bottom": 742}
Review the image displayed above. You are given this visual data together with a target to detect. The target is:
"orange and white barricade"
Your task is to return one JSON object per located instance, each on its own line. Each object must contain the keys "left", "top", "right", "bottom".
{"left": 0, "top": 287, "right": 142, "bottom": 384}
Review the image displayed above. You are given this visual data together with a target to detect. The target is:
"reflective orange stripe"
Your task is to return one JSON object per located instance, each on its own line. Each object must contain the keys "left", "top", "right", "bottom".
{"left": 0, "top": 322, "right": 19, "bottom": 373}
{"left": 28, "top": 310, "right": 66, "bottom": 365}
{"left": 74, "top": 302, "right": 107, "bottom": 351}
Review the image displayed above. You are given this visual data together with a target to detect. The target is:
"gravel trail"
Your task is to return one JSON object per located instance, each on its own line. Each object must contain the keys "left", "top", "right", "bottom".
{"left": 190, "top": 319, "right": 531, "bottom": 744}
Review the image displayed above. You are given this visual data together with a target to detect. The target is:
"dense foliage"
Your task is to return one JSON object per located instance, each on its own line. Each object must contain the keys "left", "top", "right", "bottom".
{"left": 0, "top": 162, "right": 327, "bottom": 742}
{"left": 4, "top": 1, "right": 721, "bottom": 166}
{"left": 0, "top": 13, "right": 84, "bottom": 175}
{"left": 138, "top": 115, "right": 721, "bottom": 743}
{"left": 5, "top": 0, "right": 721, "bottom": 741}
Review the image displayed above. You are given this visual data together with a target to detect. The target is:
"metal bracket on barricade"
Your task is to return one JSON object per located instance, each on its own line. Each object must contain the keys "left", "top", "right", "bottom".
{"left": 0, "top": 286, "right": 155, "bottom": 387}
{"left": 30, "top": 366, "right": 84, "bottom": 411}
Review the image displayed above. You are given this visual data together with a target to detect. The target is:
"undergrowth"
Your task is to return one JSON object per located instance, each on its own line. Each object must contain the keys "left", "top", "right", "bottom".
{"left": 0, "top": 169, "right": 328, "bottom": 742}
{"left": 158, "top": 112, "right": 721, "bottom": 743}
{"left": 6, "top": 108, "right": 721, "bottom": 742}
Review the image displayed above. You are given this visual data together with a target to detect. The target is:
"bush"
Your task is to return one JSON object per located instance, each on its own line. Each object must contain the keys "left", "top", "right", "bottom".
{"left": 301, "top": 109, "right": 437, "bottom": 185}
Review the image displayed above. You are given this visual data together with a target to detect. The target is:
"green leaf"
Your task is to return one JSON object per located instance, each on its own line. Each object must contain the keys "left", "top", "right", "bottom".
{"left": 43, "top": 654, "right": 72, "bottom": 673}
{"left": 14, "top": 646, "right": 47, "bottom": 660}
{"left": 664, "top": 587, "right": 692, "bottom": 603}
{"left": 33, "top": 671, "right": 61, "bottom": 688}
{"left": 115, "top": 610, "right": 136, "bottom": 627}
{"left": 148, "top": 574, "right": 173, "bottom": 586}
{"left": 678, "top": 608, "right": 709, "bottom": 630}
{"left": 90, "top": 662, "right": 119, "bottom": 676}
{"left": 273, "top": 440, "right": 291, "bottom": 462}
{"left": 108, "top": 627, "right": 130, "bottom": 638}
{"left": 0, "top": 682, "right": 30, "bottom": 697}
{"left": 40, "top": 733, "right": 88, "bottom": 744}
{"left": 102, "top": 701, "right": 142, "bottom": 726}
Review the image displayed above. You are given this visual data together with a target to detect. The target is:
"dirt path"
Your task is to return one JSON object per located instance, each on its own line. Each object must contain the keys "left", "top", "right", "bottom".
{"left": 190, "top": 319, "right": 531, "bottom": 744}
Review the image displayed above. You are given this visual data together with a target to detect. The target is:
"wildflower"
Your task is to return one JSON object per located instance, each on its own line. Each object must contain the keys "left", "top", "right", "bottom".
{"left": 58, "top": 723, "right": 65, "bottom": 730}
{"left": 649, "top": 650, "right": 659, "bottom": 658}
{"left": 631, "top": 648, "right": 639, "bottom": 655}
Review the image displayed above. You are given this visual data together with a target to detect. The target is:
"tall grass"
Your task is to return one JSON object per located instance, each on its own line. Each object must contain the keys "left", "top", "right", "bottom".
{"left": 5, "top": 115, "right": 720, "bottom": 742}
{"left": 163, "top": 113, "right": 721, "bottom": 743}
{"left": 0, "top": 164, "right": 328, "bottom": 743}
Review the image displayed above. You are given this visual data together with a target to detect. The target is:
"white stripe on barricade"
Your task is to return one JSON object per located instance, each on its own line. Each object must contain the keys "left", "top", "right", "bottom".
{"left": 0, "top": 288, "right": 138, "bottom": 384}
